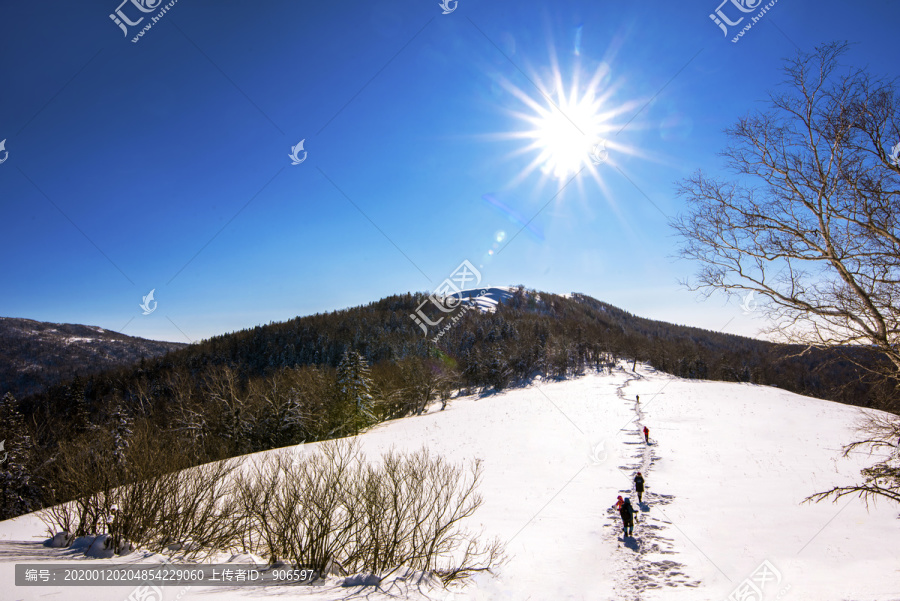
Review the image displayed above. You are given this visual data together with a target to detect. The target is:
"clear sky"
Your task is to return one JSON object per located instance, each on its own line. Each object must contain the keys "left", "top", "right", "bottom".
{"left": 1, "top": 0, "right": 896, "bottom": 343}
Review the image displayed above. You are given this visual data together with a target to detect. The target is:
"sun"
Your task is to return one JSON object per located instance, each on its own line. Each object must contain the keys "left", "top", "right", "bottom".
{"left": 528, "top": 91, "right": 604, "bottom": 179}
{"left": 479, "top": 49, "right": 658, "bottom": 238}
{"left": 493, "top": 55, "right": 646, "bottom": 193}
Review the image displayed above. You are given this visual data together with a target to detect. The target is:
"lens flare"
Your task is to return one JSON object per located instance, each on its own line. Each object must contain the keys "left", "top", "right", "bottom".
{"left": 486, "top": 43, "right": 655, "bottom": 225}
{"left": 482, "top": 194, "right": 543, "bottom": 241}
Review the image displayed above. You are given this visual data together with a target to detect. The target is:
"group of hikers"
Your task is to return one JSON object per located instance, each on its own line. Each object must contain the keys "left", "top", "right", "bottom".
{"left": 614, "top": 471, "right": 644, "bottom": 537}
{"left": 636, "top": 396, "right": 650, "bottom": 443}
{"left": 613, "top": 394, "right": 649, "bottom": 538}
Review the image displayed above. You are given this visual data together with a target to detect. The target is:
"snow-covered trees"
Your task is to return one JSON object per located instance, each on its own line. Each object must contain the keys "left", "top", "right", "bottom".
{"left": 249, "top": 368, "right": 316, "bottom": 449}
{"left": 0, "top": 392, "right": 40, "bottom": 519}
{"left": 68, "top": 375, "right": 91, "bottom": 430}
{"left": 334, "top": 349, "right": 376, "bottom": 435}
{"left": 204, "top": 366, "right": 252, "bottom": 455}
{"left": 485, "top": 347, "right": 513, "bottom": 389}
{"left": 372, "top": 357, "right": 456, "bottom": 418}
{"left": 109, "top": 403, "right": 133, "bottom": 470}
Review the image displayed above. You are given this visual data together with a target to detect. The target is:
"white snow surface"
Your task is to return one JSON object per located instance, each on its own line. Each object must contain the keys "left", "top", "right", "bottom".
{"left": 64, "top": 336, "right": 99, "bottom": 344}
{"left": 456, "top": 286, "right": 516, "bottom": 313}
{"left": 1, "top": 364, "right": 899, "bottom": 600}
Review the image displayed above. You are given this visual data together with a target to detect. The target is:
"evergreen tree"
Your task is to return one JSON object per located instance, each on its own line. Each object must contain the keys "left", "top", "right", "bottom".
{"left": 336, "top": 350, "right": 376, "bottom": 434}
{"left": 486, "top": 347, "right": 511, "bottom": 390}
{"left": 67, "top": 375, "right": 92, "bottom": 431}
{"left": 109, "top": 403, "right": 134, "bottom": 470}
{"left": 252, "top": 377, "right": 308, "bottom": 450}
{"left": 0, "top": 393, "right": 39, "bottom": 519}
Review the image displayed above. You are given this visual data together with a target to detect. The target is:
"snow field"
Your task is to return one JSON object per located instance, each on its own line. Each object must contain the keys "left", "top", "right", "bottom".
{"left": 1, "top": 364, "right": 898, "bottom": 600}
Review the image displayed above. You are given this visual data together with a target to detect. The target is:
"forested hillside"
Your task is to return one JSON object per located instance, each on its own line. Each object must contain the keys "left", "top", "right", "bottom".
{"left": 0, "top": 317, "right": 185, "bottom": 399}
{"left": 1, "top": 288, "right": 893, "bottom": 519}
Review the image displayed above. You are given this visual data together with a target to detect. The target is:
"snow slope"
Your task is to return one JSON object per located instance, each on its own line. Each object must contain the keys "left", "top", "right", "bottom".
{"left": 1, "top": 364, "right": 899, "bottom": 600}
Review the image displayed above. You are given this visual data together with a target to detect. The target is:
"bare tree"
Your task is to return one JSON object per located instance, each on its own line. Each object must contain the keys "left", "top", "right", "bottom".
{"left": 672, "top": 42, "right": 900, "bottom": 506}
{"left": 805, "top": 411, "right": 900, "bottom": 505}
{"left": 672, "top": 42, "right": 900, "bottom": 392}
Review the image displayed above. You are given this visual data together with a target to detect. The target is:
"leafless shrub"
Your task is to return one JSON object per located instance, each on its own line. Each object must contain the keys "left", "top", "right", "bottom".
{"left": 233, "top": 441, "right": 359, "bottom": 571}
{"left": 41, "top": 426, "right": 243, "bottom": 557}
{"left": 145, "top": 460, "right": 242, "bottom": 557}
{"left": 234, "top": 441, "right": 505, "bottom": 585}
{"left": 42, "top": 431, "right": 503, "bottom": 585}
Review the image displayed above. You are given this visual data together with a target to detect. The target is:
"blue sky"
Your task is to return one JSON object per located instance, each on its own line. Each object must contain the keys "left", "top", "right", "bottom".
{"left": 0, "top": 0, "right": 896, "bottom": 342}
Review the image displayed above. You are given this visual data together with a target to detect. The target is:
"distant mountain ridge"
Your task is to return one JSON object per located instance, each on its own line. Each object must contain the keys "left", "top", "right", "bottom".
{"left": 150, "top": 286, "right": 887, "bottom": 410}
{"left": 4, "top": 287, "right": 892, "bottom": 411}
{"left": 0, "top": 317, "right": 186, "bottom": 399}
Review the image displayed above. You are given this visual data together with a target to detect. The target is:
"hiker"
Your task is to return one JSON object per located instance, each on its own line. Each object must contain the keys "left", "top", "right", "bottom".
{"left": 619, "top": 497, "right": 635, "bottom": 536}
{"left": 636, "top": 394, "right": 640, "bottom": 403}
{"left": 614, "top": 495, "right": 624, "bottom": 511}
{"left": 643, "top": 425, "right": 649, "bottom": 443}
{"left": 634, "top": 472, "right": 645, "bottom": 504}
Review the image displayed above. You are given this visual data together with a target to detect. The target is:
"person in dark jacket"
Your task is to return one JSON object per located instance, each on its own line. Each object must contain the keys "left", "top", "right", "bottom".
{"left": 634, "top": 472, "right": 645, "bottom": 504}
{"left": 643, "top": 425, "right": 649, "bottom": 443}
{"left": 619, "top": 497, "right": 635, "bottom": 536}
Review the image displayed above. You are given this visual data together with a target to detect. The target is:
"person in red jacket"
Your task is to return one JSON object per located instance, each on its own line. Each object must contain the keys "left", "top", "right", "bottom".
{"left": 614, "top": 495, "right": 624, "bottom": 511}
{"left": 643, "top": 426, "right": 649, "bottom": 443}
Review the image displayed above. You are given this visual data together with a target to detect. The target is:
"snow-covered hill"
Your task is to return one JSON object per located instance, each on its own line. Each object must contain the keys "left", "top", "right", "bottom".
{"left": 1, "top": 364, "right": 898, "bottom": 600}
{"left": 0, "top": 317, "right": 186, "bottom": 399}
{"left": 455, "top": 286, "right": 517, "bottom": 312}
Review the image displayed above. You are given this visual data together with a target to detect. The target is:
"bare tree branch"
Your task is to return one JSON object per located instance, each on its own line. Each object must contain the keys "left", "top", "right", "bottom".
{"left": 672, "top": 42, "right": 900, "bottom": 507}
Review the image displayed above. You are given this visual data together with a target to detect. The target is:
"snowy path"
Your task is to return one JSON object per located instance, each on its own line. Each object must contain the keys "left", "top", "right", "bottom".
{"left": 606, "top": 370, "right": 700, "bottom": 600}
{"left": 2, "top": 366, "right": 899, "bottom": 600}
